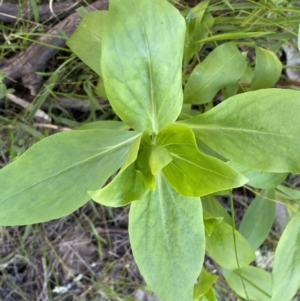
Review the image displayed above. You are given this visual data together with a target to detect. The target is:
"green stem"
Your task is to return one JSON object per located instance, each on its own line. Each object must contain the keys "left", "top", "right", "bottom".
{"left": 229, "top": 191, "right": 250, "bottom": 301}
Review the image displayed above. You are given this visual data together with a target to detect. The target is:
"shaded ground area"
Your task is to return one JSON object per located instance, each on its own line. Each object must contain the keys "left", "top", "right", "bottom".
{"left": 0, "top": 204, "right": 142, "bottom": 301}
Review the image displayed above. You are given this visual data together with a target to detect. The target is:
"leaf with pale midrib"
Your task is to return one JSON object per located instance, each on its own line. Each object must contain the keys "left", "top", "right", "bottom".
{"left": 156, "top": 124, "right": 248, "bottom": 197}
{"left": 101, "top": 0, "right": 185, "bottom": 133}
{"left": 0, "top": 130, "right": 140, "bottom": 225}
{"left": 182, "top": 89, "right": 300, "bottom": 173}
{"left": 129, "top": 173, "right": 205, "bottom": 301}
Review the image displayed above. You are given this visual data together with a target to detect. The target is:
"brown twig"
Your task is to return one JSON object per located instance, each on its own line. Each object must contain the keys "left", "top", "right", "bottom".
{"left": 0, "top": 1, "right": 80, "bottom": 23}
{"left": 6, "top": 93, "right": 50, "bottom": 121}
{"left": 0, "top": 0, "right": 108, "bottom": 95}
{"left": 41, "top": 96, "right": 109, "bottom": 112}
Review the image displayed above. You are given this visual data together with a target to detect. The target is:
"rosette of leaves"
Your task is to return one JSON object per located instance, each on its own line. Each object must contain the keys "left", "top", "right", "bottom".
{"left": 1, "top": 1, "right": 300, "bottom": 300}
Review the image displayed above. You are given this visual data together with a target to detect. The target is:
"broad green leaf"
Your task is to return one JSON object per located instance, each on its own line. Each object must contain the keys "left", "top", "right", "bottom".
{"left": 202, "top": 288, "right": 217, "bottom": 301}
{"left": 76, "top": 120, "right": 129, "bottom": 131}
{"left": 88, "top": 164, "right": 148, "bottom": 207}
{"left": 274, "top": 190, "right": 297, "bottom": 226}
{"left": 148, "top": 145, "right": 173, "bottom": 175}
{"left": 202, "top": 195, "right": 232, "bottom": 225}
{"left": 183, "top": 89, "right": 300, "bottom": 173}
{"left": 227, "top": 161, "right": 287, "bottom": 189}
{"left": 184, "top": 42, "right": 247, "bottom": 104}
{"left": 239, "top": 189, "right": 276, "bottom": 250}
{"left": 135, "top": 133, "right": 156, "bottom": 190}
{"left": 206, "top": 221, "right": 255, "bottom": 269}
{"left": 272, "top": 210, "right": 300, "bottom": 301}
{"left": 223, "top": 82, "right": 240, "bottom": 101}
{"left": 196, "top": 138, "right": 225, "bottom": 162}
{"left": 156, "top": 124, "right": 247, "bottom": 197}
{"left": 95, "top": 76, "right": 107, "bottom": 98}
{"left": 251, "top": 47, "right": 282, "bottom": 90}
{"left": 0, "top": 130, "right": 140, "bottom": 225}
{"left": 179, "top": 104, "right": 201, "bottom": 120}
{"left": 194, "top": 268, "right": 218, "bottom": 299}
{"left": 277, "top": 185, "right": 300, "bottom": 201}
{"left": 224, "top": 266, "right": 272, "bottom": 301}
{"left": 122, "top": 134, "right": 142, "bottom": 171}
{"left": 101, "top": 0, "right": 185, "bottom": 133}
{"left": 241, "top": 66, "right": 255, "bottom": 85}
{"left": 66, "top": 11, "right": 108, "bottom": 76}
{"left": 135, "top": 150, "right": 155, "bottom": 189}
{"left": 76, "top": 7, "right": 88, "bottom": 18}
{"left": 136, "top": 145, "right": 172, "bottom": 179}
{"left": 129, "top": 173, "right": 205, "bottom": 301}
{"left": 203, "top": 212, "right": 223, "bottom": 236}
{"left": 88, "top": 134, "right": 147, "bottom": 207}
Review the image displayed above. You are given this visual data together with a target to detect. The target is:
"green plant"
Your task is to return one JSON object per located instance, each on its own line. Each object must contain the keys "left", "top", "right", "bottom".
{"left": 0, "top": 72, "right": 15, "bottom": 99}
{"left": 1, "top": 0, "right": 300, "bottom": 300}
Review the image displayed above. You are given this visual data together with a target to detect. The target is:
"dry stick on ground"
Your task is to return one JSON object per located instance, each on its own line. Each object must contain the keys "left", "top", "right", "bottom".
{"left": 0, "top": 0, "right": 108, "bottom": 95}
{"left": 41, "top": 96, "right": 109, "bottom": 112}
{"left": 0, "top": 1, "right": 80, "bottom": 23}
{"left": 6, "top": 93, "right": 51, "bottom": 121}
